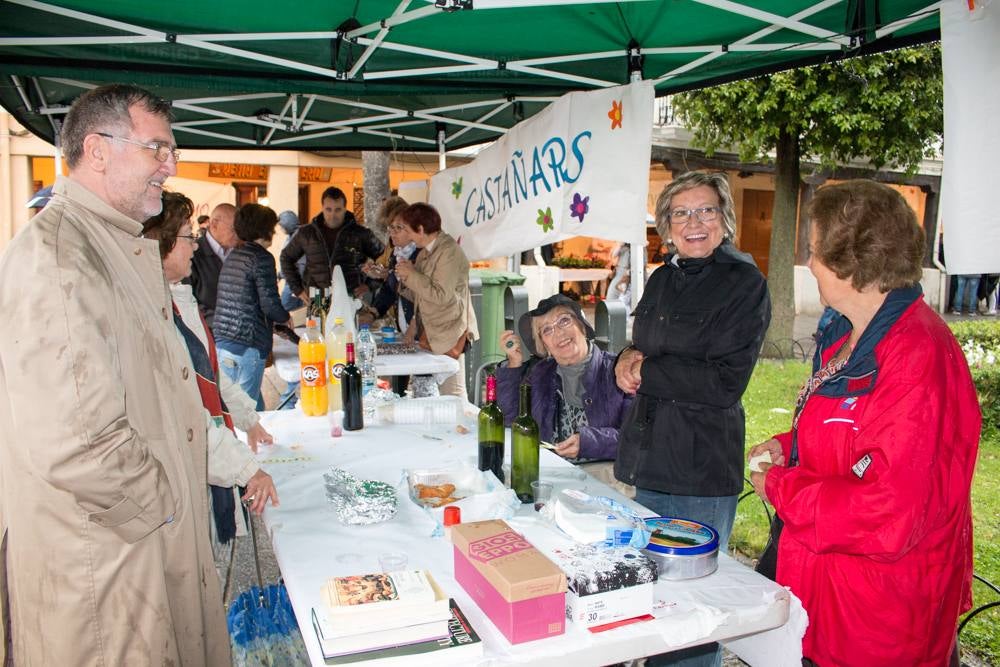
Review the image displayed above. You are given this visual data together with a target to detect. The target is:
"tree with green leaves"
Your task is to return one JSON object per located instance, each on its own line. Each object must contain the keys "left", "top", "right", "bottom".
{"left": 672, "top": 44, "right": 942, "bottom": 355}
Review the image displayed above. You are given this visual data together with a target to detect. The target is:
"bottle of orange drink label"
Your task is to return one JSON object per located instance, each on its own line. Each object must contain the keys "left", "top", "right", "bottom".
{"left": 326, "top": 317, "right": 348, "bottom": 412}
{"left": 299, "top": 319, "right": 328, "bottom": 416}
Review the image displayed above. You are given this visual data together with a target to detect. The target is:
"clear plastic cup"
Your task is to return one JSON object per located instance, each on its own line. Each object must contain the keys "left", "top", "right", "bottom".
{"left": 329, "top": 409, "right": 344, "bottom": 438}
{"left": 531, "top": 480, "right": 553, "bottom": 511}
{"left": 378, "top": 552, "right": 408, "bottom": 572}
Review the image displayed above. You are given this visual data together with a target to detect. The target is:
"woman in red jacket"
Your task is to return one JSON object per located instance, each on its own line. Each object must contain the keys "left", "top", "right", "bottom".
{"left": 749, "top": 180, "right": 980, "bottom": 666}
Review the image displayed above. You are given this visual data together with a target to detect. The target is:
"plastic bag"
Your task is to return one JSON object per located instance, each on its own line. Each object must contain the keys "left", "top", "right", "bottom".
{"left": 543, "top": 488, "right": 651, "bottom": 549}
{"left": 402, "top": 461, "right": 520, "bottom": 537}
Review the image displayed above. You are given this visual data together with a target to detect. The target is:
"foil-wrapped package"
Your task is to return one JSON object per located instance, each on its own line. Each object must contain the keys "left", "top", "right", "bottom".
{"left": 323, "top": 468, "right": 398, "bottom": 525}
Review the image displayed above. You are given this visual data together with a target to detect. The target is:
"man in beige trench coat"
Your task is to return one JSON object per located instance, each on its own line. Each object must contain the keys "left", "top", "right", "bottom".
{"left": 0, "top": 85, "right": 230, "bottom": 665}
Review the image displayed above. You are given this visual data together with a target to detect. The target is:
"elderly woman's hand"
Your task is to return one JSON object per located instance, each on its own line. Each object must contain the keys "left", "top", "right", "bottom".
{"left": 361, "top": 260, "right": 388, "bottom": 279}
{"left": 394, "top": 259, "right": 414, "bottom": 282}
{"left": 747, "top": 438, "right": 785, "bottom": 504}
{"left": 554, "top": 433, "right": 580, "bottom": 459}
{"left": 499, "top": 329, "right": 524, "bottom": 368}
{"left": 749, "top": 463, "right": 772, "bottom": 504}
{"left": 747, "top": 438, "right": 786, "bottom": 468}
{"left": 615, "top": 347, "right": 644, "bottom": 394}
{"left": 242, "top": 469, "right": 279, "bottom": 514}
{"left": 402, "top": 324, "right": 417, "bottom": 345}
{"left": 245, "top": 421, "right": 274, "bottom": 454}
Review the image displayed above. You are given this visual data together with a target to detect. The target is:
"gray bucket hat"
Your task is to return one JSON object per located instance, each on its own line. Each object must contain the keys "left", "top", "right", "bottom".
{"left": 517, "top": 294, "right": 595, "bottom": 357}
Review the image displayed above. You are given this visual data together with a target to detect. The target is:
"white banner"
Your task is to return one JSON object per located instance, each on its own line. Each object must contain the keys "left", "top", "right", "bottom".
{"left": 430, "top": 81, "right": 653, "bottom": 261}
{"left": 940, "top": 0, "right": 1000, "bottom": 273}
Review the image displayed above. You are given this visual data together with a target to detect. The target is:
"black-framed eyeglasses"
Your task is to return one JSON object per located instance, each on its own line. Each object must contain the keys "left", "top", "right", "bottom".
{"left": 669, "top": 206, "right": 720, "bottom": 225}
{"left": 95, "top": 132, "right": 180, "bottom": 163}
{"left": 538, "top": 314, "right": 575, "bottom": 339}
{"left": 176, "top": 234, "right": 197, "bottom": 243}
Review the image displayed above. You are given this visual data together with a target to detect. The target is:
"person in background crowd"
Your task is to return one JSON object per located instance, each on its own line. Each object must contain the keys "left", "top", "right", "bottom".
{"left": 951, "top": 273, "right": 980, "bottom": 316}
{"left": 979, "top": 273, "right": 998, "bottom": 315}
{"left": 395, "top": 202, "right": 479, "bottom": 398}
{"left": 280, "top": 186, "right": 384, "bottom": 303}
{"left": 189, "top": 202, "right": 238, "bottom": 327}
{"left": 213, "top": 203, "right": 291, "bottom": 410}
{"left": 277, "top": 209, "right": 306, "bottom": 312}
{"left": 497, "top": 295, "right": 634, "bottom": 496}
{"left": 142, "top": 192, "right": 279, "bottom": 553}
{"left": 362, "top": 196, "right": 418, "bottom": 331}
{"left": 0, "top": 83, "right": 229, "bottom": 665}
{"left": 606, "top": 242, "right": 632, "bottom": 305}
{"left": 25, "top": 184, "right": 53, "bottom": 217}
{"left": 615, "top": 171, "right": 770, "bottom": 667}
{"left": 749, "top": 180, "right": 979, "bottom": 666}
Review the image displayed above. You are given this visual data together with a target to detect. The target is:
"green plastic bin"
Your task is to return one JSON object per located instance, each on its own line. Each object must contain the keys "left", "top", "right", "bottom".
{"left": 470, "top": 269, "right": 526, "bottom": 364}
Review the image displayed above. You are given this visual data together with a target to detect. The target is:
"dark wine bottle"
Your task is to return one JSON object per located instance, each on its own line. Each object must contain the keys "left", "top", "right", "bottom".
{"left": 511, "top": 383, "right": 539, "bottom": 503}
{"left": 341, "top": 339, "right": 364, "bottom": 431}
{"left": 478, "top": 374, "right": 505, "bottom": 484}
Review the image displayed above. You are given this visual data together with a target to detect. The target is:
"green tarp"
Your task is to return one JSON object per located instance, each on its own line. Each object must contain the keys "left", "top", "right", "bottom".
{"left": 0, "top": 0, "right": 939, "bottom": 151}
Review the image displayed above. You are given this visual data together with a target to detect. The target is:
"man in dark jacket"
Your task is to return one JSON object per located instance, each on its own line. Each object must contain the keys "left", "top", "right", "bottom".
{"left": 279, "top": 187, "right": 383, "bottom": 301}
{"left": 188, "top": 202, "right": 237, "bottom": 327}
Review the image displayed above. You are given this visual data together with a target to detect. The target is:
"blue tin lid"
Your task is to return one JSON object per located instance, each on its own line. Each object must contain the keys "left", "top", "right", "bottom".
{"left": 644, "top": 517, "right": 719, "bottom": 556}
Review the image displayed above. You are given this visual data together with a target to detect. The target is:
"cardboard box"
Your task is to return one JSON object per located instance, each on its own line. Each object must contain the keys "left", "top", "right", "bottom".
{"left": 546, "top": 545, "right": 657, "bottom": 628}
{"left": 450, "top": 520, "right": 566, "bottom": 644}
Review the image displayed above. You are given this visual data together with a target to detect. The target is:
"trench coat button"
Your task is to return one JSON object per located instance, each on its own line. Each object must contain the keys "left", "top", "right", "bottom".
{"left": 584, "top": 397, "right": 593, "bottom": 406}
{"left": 186, "top": 428, "right": 194, "bottom": 442}
{"left": 134, "top": 248, "right": 141, "bottom": 256}
{"left": 161, "top": 307, "right": 169, "bottom": 320}
{"left": 182, "top": 367, "right": 189, "bottom": 380}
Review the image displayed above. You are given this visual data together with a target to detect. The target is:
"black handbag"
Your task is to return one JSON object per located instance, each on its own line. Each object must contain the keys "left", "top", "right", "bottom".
{"left": 755, "top": 434, "right": 799, "bottom": 582}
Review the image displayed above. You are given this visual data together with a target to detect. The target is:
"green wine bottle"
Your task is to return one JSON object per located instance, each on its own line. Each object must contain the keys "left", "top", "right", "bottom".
{"left": 511, "top": 383, "right": 539, "bottom": 503}
{"left": 478, "top": 374, "right": 505, "bottom": 484}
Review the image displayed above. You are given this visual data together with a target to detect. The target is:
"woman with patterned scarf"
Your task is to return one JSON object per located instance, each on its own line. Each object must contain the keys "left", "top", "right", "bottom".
{"left": 748, "top": 180, "right": 979, "bottom": 666}
{"left": 143, "top": 192, "right": 279, "bottom": 550}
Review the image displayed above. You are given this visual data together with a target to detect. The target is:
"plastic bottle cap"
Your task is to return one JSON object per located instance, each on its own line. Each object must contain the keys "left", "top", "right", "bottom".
{"left": 443, "top": 506, "right": 461, "bottom": 526}
{"left": 334, "top": 317, "right": 344, "bottom": 324}
{"left": 305, "top": 318, "right": 316, "bottom": 326}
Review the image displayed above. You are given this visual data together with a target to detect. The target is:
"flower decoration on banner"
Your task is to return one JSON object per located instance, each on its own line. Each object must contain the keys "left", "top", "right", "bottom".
{"left": 451, "top": 177, "right": 463, "bottom": 199}
{"left": 569, "top": 193, "right": 590, "bottom": 222}
{"left": 608, "top": 100, "right": 623, "bottom": 130}
{"left": 536, "top": 207, "right": 554, "bottom": 232}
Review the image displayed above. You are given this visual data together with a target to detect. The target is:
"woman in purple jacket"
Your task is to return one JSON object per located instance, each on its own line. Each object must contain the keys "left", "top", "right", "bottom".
{"left": 496, "top": 294, "right": 633, "bottom": 495}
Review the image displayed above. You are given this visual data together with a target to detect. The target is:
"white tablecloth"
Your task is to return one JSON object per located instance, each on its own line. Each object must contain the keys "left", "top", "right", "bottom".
{"left": 272, "top": 334, "right": 460, "bottom": 385}
{"left": 249, "top": 409, "right": 805, "bottom": 667}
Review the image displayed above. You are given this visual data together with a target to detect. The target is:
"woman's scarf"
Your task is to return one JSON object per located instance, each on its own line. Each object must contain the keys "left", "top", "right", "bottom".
{"left": 172, "top": 302, "right": 239, "bottom": 543}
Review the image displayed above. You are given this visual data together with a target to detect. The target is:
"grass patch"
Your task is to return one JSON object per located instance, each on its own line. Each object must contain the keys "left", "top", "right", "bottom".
{"left": 737, "top": 358, "right": 1000, "bottom": 662}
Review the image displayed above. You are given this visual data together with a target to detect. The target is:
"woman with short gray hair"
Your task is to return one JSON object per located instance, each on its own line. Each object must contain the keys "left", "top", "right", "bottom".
{"left": 614, "top": 171, "right": 771, "bottom": 665}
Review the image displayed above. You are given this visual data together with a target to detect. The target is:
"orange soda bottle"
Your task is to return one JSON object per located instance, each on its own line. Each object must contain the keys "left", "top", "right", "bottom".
{"left": 299, "top": 319, "right": 329, "bottom": 416}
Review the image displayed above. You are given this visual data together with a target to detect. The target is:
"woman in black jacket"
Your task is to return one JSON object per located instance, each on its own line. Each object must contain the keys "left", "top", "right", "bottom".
{"left": 213, "top": 203, "right": 291, "bottom": 410}
{"left": 615, "top": 171, "right": 770, "bottom": 665}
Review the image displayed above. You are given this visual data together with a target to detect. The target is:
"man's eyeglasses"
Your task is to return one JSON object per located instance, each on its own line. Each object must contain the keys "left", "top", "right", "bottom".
{"left": 669, "top": 206, "right": 720, "bottom": 225}
{"left": 96, "top": 132, "right": 180, "bottom": 163}
{"left": 388, "top": 224, "right": 408, "bottom": 233}
{"left": 538, "top": 314, "right": 575, "bottom": 339}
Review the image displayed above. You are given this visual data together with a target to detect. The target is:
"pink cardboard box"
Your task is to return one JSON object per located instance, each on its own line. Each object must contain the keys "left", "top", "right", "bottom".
{"left": 450, "top": 520, "right": 566, "bottom": 644}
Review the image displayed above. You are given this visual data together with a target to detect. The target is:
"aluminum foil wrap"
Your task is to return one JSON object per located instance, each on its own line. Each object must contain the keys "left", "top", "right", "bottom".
{"left": 323, "top": 468, "right": 398, "bottom": 525}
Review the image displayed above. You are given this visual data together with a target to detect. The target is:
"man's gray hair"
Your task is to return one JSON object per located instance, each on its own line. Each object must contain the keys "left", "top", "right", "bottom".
{"left": 61, "top": 84, "right": 172, "bottom": 169}
{"left": 654, "top": 171, "right": 737, "bottom": 243}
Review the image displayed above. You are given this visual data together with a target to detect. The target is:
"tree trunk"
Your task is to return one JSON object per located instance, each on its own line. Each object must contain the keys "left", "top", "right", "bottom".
{"left": 762, "top": 127, "right": 801, "bottom": 358}
{"left": 362, "top": 151, "right": 390, "bottom": 243}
